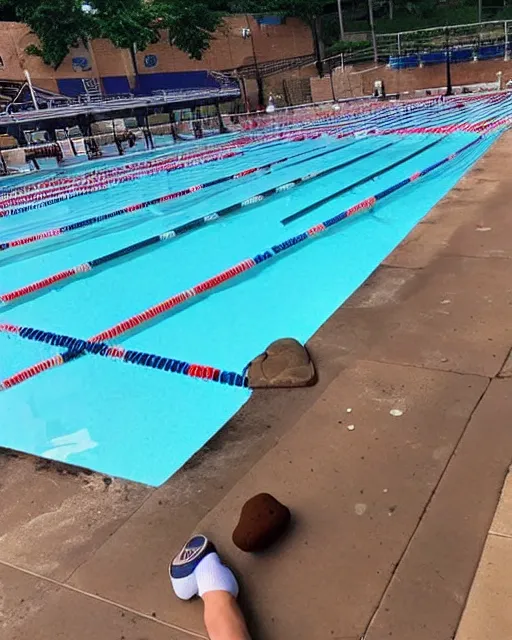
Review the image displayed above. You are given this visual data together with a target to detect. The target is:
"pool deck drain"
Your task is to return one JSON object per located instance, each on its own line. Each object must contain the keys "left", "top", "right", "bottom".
{"left": 2, "top": 131, "right": 512, "bottom": 639}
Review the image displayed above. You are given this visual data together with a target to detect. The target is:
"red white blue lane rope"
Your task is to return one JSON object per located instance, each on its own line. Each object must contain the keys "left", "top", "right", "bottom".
{"left": 0, "top": 145, "right": 240, "bottom": 204}
{"left": 336, "top": 93, "right": 510, "bottom": 140}
{"left": 0, "top": 130, "right": 332, "bottom": 215}
{"left": 4, "top": 92, "right": 494, "bottom": 210}
{"left": 0, "top": 128, "right": 339, "bottom": 217}
{"left": 0, "top": 258, "right": 255, "bottom": 389}
{"left": 0, "top": 149, "right": 241, "bottom": 218}
{"left": 0, "top": 149, "right": 313, "bottom": 252}
{"left": 342, "top": 93, "right": 509, "bottom": 136}
{"left": 0, "top": 92, "right": 504, "bottom": 206}
{"left": 0, "top": 140, "right": 348, "bottom": 255}
{"left": 0, "top": 97, "right": 497, "bottom": 215}
{"left": 0, "top": 140, "right": 394, "bottom": 303}
{"left": 0, "top": 323, "right": 247, "bottom": 389}
{"left": 0, "top": 132, "right": 277, "bottom": 200}
{"left": 0, "top": 132, "right": 488, "bottom": 391}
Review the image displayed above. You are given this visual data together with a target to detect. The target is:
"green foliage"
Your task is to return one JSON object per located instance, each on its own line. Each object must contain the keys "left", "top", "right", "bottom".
{"left": 92, "top": 0, "right": 159, "bottom": 51}
{"left": 4, "top": 0, "right": 509, "bottom": 72}
{"left": 0, "top": 0, "right": 93, "bottom": 68}
{"left": 154, "top": 0, "right": 223, "bottom": 60}
{"left": 491, "top": 6, "right": 512, "bottom": 21}
{"left": 404, "top": 0, "right": 438, "bottom": 18}
{"left": 325, "top": 39, "right": 369, "bottom": 56}
{"left": 339, "top": 1, "right": 482, "bottom": 34}
{"left": 231, "top": 0, "right": 332, "bottom": 24}
{"left": 0, "top": 0, "right": 223, "bottom": 69}
{"left": 266, "top": 0, "right": 330, "bottom": 24}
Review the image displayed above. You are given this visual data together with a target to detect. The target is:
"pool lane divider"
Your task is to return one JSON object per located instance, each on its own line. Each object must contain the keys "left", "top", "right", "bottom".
{"left": 2, "top": 91, "right": 503, "bottom": 205}
{"left": 0, "top": 140, "right": 396, "bottom": 303}
{"left": 0, "top": 148, "right": 317, "bottom": 252}
{"left": 0, "top": 149, "right": 241, "bottom": 217}
{"left": 281, "top": 138, "right": 359, "bottom": 169}
{"left": 0, "top": 96, "right": 457, "bottom": 212}
{"left": 0, "top": 129, "right": 336, "bottom": 215}
{"left": 0, "top": 139, "right": 374, "bottom": 255}
{"left": 0, "top": 128, "right": 342, "bottom": 219}
{"left": 281, "top": 136, "right": 445, "bottom": 225}
{"left": 0, "top": 323, "right": 248, "bottom": 388}
{"left": 0, "top": 144, "right": 246, "bottom": 204}
{"left": 0, "top": 258, "right": 258, "bottom": 389}
{"left": 0, "top": 132, "right": 285, "bottom": 202}
{"left": 0, "top": 140, "right": 346, "bottom": 253}
{"left": 0, "top": 134, "right": 486, "bottom": 392}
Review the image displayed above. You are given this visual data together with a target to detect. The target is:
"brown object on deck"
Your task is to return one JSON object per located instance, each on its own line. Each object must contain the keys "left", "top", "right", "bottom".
{"left": 232, "top": 493, "right": 291, "bottom": 552}
{"left": 247, "top": 338, "right": 316, "bottom": 388}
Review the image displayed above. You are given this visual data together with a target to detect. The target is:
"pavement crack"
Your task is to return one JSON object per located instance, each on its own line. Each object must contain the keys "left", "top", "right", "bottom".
{"left": 361, "top": 376, "right": 492, "bottom": 639}
{"left": 0, "top": 558, "right": 207, "bottom": 639}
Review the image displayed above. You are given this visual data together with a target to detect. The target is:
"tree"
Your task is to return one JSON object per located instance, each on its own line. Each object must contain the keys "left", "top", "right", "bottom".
{"left": 155, "top": 0, "right": 223, "bottom": 60}
{"left": 0, "top": 0, "right": 223, "bottom": 69}
{"left": 92, "top": 0, "right": 159, "bottom": 52}
{"left": 404, "top": 0, "right": 438, "bottom": 18}
{"left": 0, "top": 0, "right": 93, "bottom": 68}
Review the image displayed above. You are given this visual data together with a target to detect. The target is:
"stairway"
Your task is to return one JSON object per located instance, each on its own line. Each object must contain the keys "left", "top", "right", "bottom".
{"left": 82, "top": 78, "right": 103, "bottom": 102}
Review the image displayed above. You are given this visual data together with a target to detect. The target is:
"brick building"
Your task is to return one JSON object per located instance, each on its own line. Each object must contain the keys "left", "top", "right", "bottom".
{"left": 0, "top": 15, "right": 314, "bottom": 104}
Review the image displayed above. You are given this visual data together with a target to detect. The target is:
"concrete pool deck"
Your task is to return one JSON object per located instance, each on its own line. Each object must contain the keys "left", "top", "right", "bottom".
{"left": 2, "top": 130, "right": 512, "bottom": 639}
{"left": 455, "top": 466, "right": 512, "bottom": 640}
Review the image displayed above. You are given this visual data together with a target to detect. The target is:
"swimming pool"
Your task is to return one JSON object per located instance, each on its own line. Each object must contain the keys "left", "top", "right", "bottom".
{"left": 0, "top": 94, "right": 509, "bottom": 485}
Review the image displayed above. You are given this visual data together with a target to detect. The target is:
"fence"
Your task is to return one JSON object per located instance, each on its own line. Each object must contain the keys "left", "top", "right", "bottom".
{"left": 377, "top": 20, "right": 512, "bottom": 67}
{"left": 317, "top": 20, "right": 512, "bottom": 74}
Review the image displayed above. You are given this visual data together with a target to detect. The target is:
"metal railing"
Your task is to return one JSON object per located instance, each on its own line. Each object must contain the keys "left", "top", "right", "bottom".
{"left": 376, "top": 19, "right": 512, "bottom": 60}
{"left": 316, "top": 20, "right": 512, "bottom": 76}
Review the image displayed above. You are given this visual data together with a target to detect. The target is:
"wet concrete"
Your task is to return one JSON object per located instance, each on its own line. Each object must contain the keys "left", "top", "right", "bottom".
{"left": 2, "top": 131, "right": 512, "bottom": 639}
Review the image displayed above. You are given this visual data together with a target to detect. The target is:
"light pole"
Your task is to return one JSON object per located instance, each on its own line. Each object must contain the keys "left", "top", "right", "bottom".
{"left": 368, "top": 0, "right": 378, "bottom": 63}
{"left": 445, "top": 28, "right": 453, "bottom": 97}
{"left": 328, "top": 58, "right": 336, "bottom": 101}
{"left": 336, "top": 0, "right": 345, "bottom": 41}
{"left": 505, "top": 21, "right": 509, "bottom": 62}
{"left": 244, "top": 15, "right": 265, "bottom": 109}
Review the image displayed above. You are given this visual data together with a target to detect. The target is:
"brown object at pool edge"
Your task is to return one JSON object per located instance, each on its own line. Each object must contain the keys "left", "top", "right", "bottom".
{"left": 247, "top": 338, "right": 316, "bottom": 388}
{"left": 232, "top": 493, "right": 291, "bottom": 552}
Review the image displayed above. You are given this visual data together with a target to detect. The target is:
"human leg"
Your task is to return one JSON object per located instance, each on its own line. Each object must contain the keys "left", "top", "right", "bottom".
{"left": 202, "top": 591, "right": 251, "bottom": 640}
{"left": 170, "top": 535, "right": 251, "bottom": 640}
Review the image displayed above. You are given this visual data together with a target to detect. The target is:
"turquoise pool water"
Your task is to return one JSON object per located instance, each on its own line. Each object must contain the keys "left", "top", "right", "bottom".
{"left": 0, "top": 123, "right": 500, "bottom": 485}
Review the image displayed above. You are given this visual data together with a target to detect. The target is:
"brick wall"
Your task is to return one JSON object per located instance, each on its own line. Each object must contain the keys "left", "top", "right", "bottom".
{"left": 0, "top": 16, "right": 314, "bottom": 94}
{"left": 133, "top": 16, "right": 313, "bottom": 74}
{"left": 0, "top": 23, "right": 98, "bottom": 84}
{"left": 311, "top": 59, "right": 511, "bottom": 102}
{"left": 360, "top": 58, "right": 510, "bottom": 94}
{"left": 264, "top": 66, "right": 318, "bottom": 105}
{"left": 310, "top": 66, "right": 363, "bottom": 102}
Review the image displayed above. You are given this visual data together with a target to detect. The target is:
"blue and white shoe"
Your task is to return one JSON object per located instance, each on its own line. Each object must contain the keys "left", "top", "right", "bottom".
{"left": 169, "top": 534, "right": 216, "bottom": 600}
